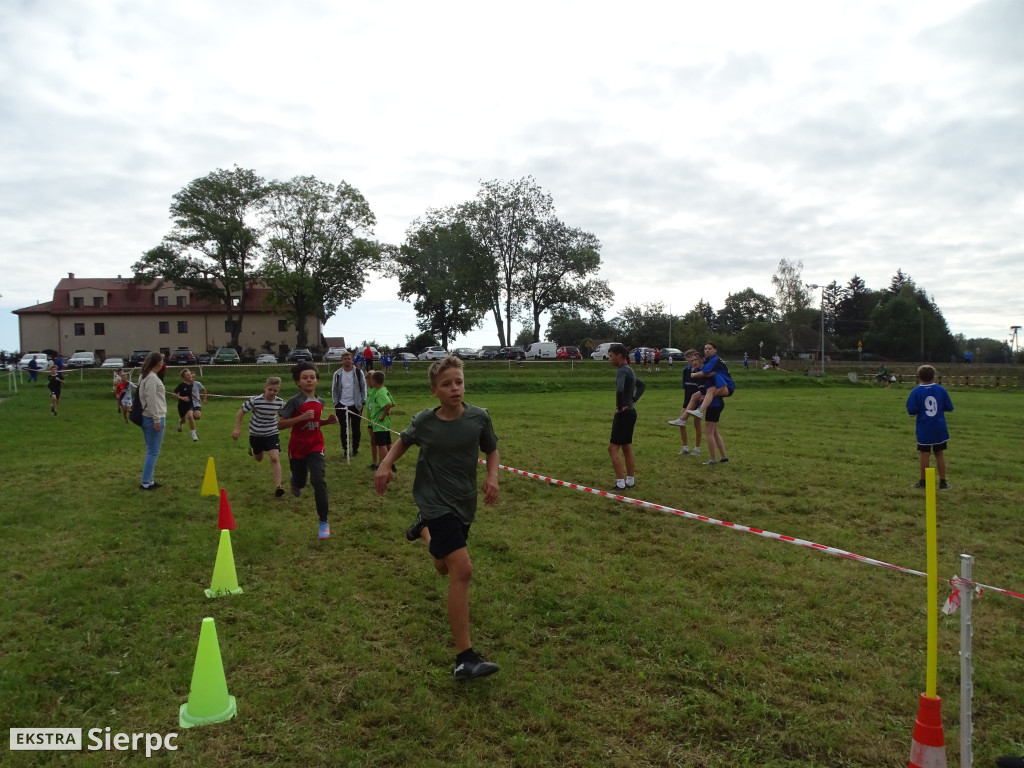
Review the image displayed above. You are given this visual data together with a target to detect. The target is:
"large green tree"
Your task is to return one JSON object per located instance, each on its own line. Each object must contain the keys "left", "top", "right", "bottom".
{"left": 545, "top": 310, "right": 619, "bottom": 349}
{"left": 771, "top": 258, "right": 813, "bottom": 353}
{"left": 834, "top": 275, "right": 880, "bottom": 349}
{"left": 518, "top": 219, "right": 612, "bottom": 343}
{"left": 390, "top": 220, "right": 494, "bottom": 349}
{"left": 133, "top": 166, "right": 268, "bottom": 349}
{"left": 260, "top": 175, "right": 380, "bottom": 348}
{"left": 716, "top": 288, "right": 776, "bottom": 334}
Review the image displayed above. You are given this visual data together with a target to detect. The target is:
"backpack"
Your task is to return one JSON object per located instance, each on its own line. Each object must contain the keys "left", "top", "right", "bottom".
{"left": 129, "top": 383, "right": 144, "bottom": 426}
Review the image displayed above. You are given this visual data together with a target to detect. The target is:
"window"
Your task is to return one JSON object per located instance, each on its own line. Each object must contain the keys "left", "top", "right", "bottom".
{"left": 231, "top": 297, "right": 240, "bottom": 307}
{"left": 177, "top": 321, "right": 188, "bottom": 333}
{"left": 94, "top": 323, "right": 105, "bottom": 335}
{"left": 159, "top": 321, "right": 169, "bottom": 334}
{"left": 74, "top": 323, "right": 85, "bottom": 336}
{"left": 95, "top": 349, "right": 105, "bottom": 361}
{"left": 73, "top": 297, "right": 83, "bottom": 308}
{"left": 158, "top": 295, "right": 169, "bottom": 307}
{"left": 176, "top": 296, "right": 186, "bottom": 307}
{"left": 278, "top": 319, "right": 289, "bottom": 332}
{"left": 93, "top": 297, "right": 103, "bottom": 307}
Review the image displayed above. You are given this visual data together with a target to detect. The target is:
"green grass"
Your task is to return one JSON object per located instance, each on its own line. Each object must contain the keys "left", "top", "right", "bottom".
{"left": 2, "top": 365, "right": 1023, "bottom": 766}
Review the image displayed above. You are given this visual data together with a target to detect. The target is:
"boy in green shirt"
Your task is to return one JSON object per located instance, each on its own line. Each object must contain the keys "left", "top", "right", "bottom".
{"left": 365, "top": 370, "right": 396, "bottom": 470}
{"left": 374, "top": 356, "right": 500, "bottom": 680}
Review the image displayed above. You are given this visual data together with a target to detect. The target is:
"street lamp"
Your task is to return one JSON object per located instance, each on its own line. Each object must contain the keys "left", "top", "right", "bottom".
{"left": 805, "top": 283, "right": 825, "bottom": 375}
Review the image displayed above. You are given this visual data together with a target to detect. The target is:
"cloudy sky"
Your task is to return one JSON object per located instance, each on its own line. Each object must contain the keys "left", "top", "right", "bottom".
{"left": 2, "top": 0, "right": 1021, "bottom": 353}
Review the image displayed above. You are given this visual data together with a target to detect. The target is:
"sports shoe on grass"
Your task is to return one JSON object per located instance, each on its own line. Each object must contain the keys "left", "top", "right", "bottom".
{"left": 702, "top": 459, "right": 718, "bottom": 465}
{"left": 692, "top": 447, "right": 701, "bottom": 456}
{"left": 318, "top": 522, "right": 330, "bottom": 539}
{"left": 192, "top": 433, "right": 199, "bottom": 442}
{"left": 667, "top": 418, "right": 686, "bottom": 426}
{"left": 274, "top": 486, "right": 285, "bottom": 497}
{"left": 686, "top": 409, "right": 704, "bottom": 419}
{"left": 678, "top": 447, "right": 690, "bottom": 455}
{"left": 912, "top": 479, "right": 926, "bottom": 489}
{"left": 289, "top": 475, "right": 301, "bottom": 497}
{"left": 718, "top": 457, "right": 730, "bottom": 463}
{"left": 176, "top": 422, "right": 182, "bottom": 432}
{"left": 939, "top": 480, "right": 950, "bottom": 490}
{"left": 454, "top": 655, "right": 499, "bottom": 681}
{"left": 139, "top": 482, "right": 162, "bottom": 490}
{"left": 406, "top": 515, "right": 425, "bottom": 542}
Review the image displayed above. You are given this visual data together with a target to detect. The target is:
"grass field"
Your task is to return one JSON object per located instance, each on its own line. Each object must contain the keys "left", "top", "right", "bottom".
{"left": 2, "top": 362, "right": 1023, "bottom": 767}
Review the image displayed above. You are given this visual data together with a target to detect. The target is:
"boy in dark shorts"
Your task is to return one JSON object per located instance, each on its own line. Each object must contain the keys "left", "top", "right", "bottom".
{"left": 232, "top": 376, "right": 286, "bottom": 497}
{"left": 906, "top": 364, "right": 954, "bottom": 490}
{"left": 47, "top": 364, "right": 66, "bottom": 416}
{"left": 365, "top": 370, "right": 396, "bottom": 470}
{"left": 374, "top": 355, "right": 500, "bottom": 681}
{"left": 608, "top": 343, "right": 642, "bottom": 489}
{"left": 279, "top": 362, "right": 338, "bottom": 539}
{"left": 172, "top": 369, "right": 205, "bottom": 441}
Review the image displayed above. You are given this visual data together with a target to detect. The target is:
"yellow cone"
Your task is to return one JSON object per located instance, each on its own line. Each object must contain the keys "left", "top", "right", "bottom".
{"left": 201, "top": 457, "right": 218, "bottom": 496}
{"left": 205, "top": 529, "right": 243, "bottom": 598}
{"left": 179, "top": 617, "right": 237, "bottom": 728}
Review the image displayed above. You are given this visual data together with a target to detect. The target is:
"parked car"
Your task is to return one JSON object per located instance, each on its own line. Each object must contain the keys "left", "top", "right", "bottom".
{"left": 591, "top": 342, "right": 617, "bottom": 360}
{"left": 100, "top": 356, "right": 126, "bottom": 369}
{"left": 631, "top": 347, "right": 657, "bottom": 363}
{"left": 255, "top": 353, "right": 278, "bottom": 364}
{"left": 128, "top": 350, "right": 151, "bottom": 367}
{"left": 17, "top": 352, "right": 53, "bottom": 371}
{"left": 394, "top": 352, "right": 418, "bottom": 362}
{"left": 168, "top": 347, "right": 196, "bottom": 365}
{"left": 322, "top": 347, "right": 347, "bottom": 363}
{"left": 213, "top": 347, "right": 241, "bottom": 364}
{"left": 478, "top": 348, "right": 502, "bottom": 359}
{"left": 499, "top": 346, "right": 526, "bottom": 360}
{"left": 66, "top": 351, "right": 100, "bottom": 368}
{"left": 197, "top": 353, "right": 213, "bottom": 365}
{"left": 452, "top": 347, "right": 479, "bottom": 360}
{"left": 286, "top": 348, "right": 314, "bottom": 362}
{"left": 524, "top": 342, "right": 557, "bottom": 359}
{"left": 659, "top": 347, "right": 685, "bottom": 361}
{"left": 418, "top": 346, "right": 448, "bottom": 361}
{"left": 556, "top": 346, "right": 582, "bottom": 360}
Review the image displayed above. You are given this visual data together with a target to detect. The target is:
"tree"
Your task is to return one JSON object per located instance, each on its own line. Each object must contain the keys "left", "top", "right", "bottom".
{"left": 389, "top": 220, "right": 494, "bottom": 349}
{"left": 716, "top": 288, "right": 777, "bottom": 335}
{"left": 771, "top": 258, "right": 812, "bottom": 353}
{"left": 864, "top": 284, "right": 955, "bottom": 361}
{"left": 834, "top": 275, "right": 880, "bottom": 349}
{"left": 518, "top": 218, "right": 612, "bottom": 343}
{"left": 889, "top": 268, "right": 915, "bottom": 294}
{"left": 260, "top": 175, "right": 380, "bottom": 348}
{"left": 405, "top": 331, "right": 438, "bottom": 352}
{"left": 460, "top": 177, "right": 554, "bottom": 346}
{"left": 545, "top": 310, "right": 618, "bottom": 347}
{"left": 133, "top": 166, "right": 268, "bottom": 349}
{"left": 617, "top": 302, "right": 672, "bottom": 349}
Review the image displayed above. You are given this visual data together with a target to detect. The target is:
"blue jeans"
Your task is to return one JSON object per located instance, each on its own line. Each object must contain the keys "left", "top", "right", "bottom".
{"left": 141, "top": 416, "right": 166, "bottom": 484}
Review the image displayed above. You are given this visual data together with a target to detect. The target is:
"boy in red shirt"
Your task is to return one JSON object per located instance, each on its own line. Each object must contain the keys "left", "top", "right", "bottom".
{"left": 279, "top": 362, "right": 338, "bottom": 539}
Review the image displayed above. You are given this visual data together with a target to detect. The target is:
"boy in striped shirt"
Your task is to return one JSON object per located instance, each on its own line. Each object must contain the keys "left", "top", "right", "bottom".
{"left": 232, "top": 376, "right": 286, "bottom": 497}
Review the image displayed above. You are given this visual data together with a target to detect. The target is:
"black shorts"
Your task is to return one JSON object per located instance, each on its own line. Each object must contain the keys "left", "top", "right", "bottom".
{"left": 425, "top": 513, "right": 471, "bottom": 560}
{"left": 250, "top": 434, "right": 281, "bottom": 455}
{"left": 373, "top": 431, "right": 392, "bottom": 447}
{"left": 177, "top": 401, "right": 194, "bottom": 417}
{"left": 918, "top": 442, "right": 948, "bottom": 453}
{"left": 705, "top": 404, "right": 724, "bottom": 423}
{"left": 610, "top": 407, "right": 637, "bottom": 445}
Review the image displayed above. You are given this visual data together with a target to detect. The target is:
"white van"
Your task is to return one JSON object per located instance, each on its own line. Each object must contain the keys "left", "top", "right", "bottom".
{"left": 590, "top": 342, "right": 618, "bottom": 361}
{"left": 524, "top": 342, "right": 557, "bottom": 360}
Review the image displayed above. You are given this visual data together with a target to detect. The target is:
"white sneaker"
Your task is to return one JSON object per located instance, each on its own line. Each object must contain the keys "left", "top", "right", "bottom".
{"left": 686, "top": 409, "right": 704, "bottom": 419}
{"left": 692, "top": 447, "right": 701, "bottom": 456}
{"left": 667, "top": 418, "right": 686, "bottom": 426}
{"left": 702, "top": 459, "right": 718, "bottom": 465}
{"left": 678, "top": 447, "right": 690, "bottom": 455}
{"left": 191, "top": 432, "right": 199, "bottom": 441}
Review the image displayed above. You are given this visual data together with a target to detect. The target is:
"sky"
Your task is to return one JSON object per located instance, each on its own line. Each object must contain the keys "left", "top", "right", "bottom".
{"left": 2, "top": 0, "right": 1022, "bottom": 353}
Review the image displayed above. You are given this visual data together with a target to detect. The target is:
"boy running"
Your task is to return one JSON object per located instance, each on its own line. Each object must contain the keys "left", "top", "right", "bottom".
{"left": 374, "top": 356, "right": 500, "bottom": 681}
{"left": 172, "top": 369, "right": 206, "bottom": 441}
{"left": 115, "top": 370, "right": 132, "bottom": 423}
{"left": 279, "top": 362, "right": 338, "bottom": 539}
{"left": 906, "top": 365, "right": 954, "bottom": 490}
{"left": 47, "top": 364, "right": 66, "bottom": 416}
{"left": 232, "top": 376, "right": 286, "bottom": 497}
{"left": 365, "top": 370, "right": 396, "bottom": 470}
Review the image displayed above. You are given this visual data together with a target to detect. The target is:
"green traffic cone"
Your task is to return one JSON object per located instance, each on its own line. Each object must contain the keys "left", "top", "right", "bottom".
{"left": 179, "top": 617, "right": 237, "bottom": 728}
{"left": 205, "top": 529, "right": 243, "bottom": 598}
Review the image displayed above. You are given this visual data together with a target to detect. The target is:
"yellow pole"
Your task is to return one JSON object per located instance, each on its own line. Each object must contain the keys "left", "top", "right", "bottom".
{"left": 925, "top": 467, "right": 938, "bottom": 698}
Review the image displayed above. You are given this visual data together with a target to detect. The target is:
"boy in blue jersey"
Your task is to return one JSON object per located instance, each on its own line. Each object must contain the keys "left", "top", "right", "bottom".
{"left": 906, "top": 365, "right": 954, "bottom": 490}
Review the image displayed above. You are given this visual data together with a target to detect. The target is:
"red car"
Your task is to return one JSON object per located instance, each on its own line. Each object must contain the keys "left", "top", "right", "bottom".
{"left": 556, "top": 346, "right": 582, "bottom": 360}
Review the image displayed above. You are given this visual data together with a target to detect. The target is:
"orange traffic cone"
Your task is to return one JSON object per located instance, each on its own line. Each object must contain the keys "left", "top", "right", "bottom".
{"left": 908, "top": 693, "right": 947, "bottom": 768}
{"left": 218, "top": 489, "right": 237, "bottom": 530}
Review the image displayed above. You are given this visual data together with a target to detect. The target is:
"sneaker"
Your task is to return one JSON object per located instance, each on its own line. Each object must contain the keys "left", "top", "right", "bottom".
{"left": 454, "top": 657, "right": 499, "bottom": 681}
{"left": 625, "top": 478, "right": 635, "bottom": 488}
{"left": 939, "top": 480, "right": 950, "bottom": 490}
{"left": 912, "top": 480, "right": 926, "bottom": 489}
{"left": 692, "top": 447, "right": 701, "bottom": 456}
{"left": 139, "top": 482, "right": 162, "bottom": 490}
{"left": 176, "top": 422, "right": 183, "bottom": 432}
{"left": 718, "top": 457, "right": 729, "bottom": 464}
{"left": 667, "top": 418, "right": 686, "bottom": 426}
{"left": 274, "top": 486, "right": 285, "bottom": 497}
{"left": 702, "top": 459, "right": 718, "bottom": 465}
{"left": 686, "top": 409, "right": 704, "bottom": 419}
{"left": 192, "top": 433, "right": 199, "bottom": 442}
{"left": 678, "top": 447, "right": 690, "bottom": 455}
{"left": 318, "top": 522, "right": 331, "bottom": 539}
{"left": 406, "top": 515, "right": 425, "bottom": 542}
